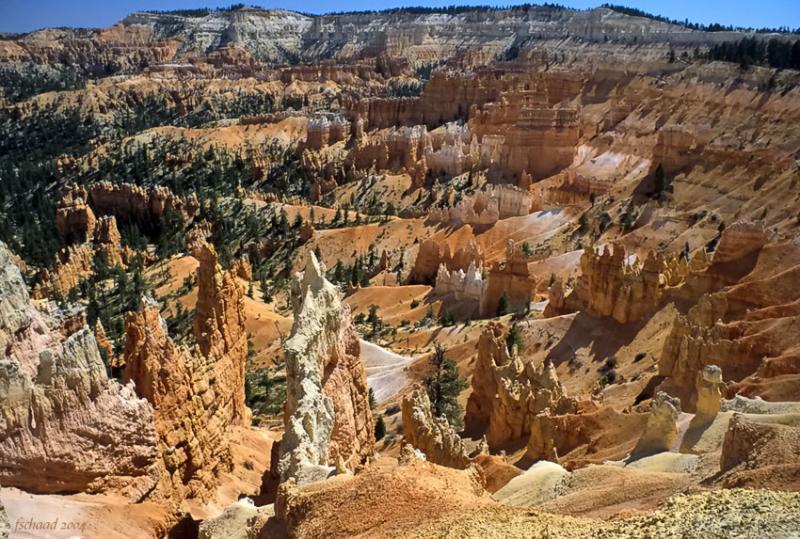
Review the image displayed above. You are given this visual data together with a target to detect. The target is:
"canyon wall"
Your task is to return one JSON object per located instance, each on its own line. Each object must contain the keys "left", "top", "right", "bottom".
{"left": 0, "top": 242, "right": 160, "bottom": 499}
{"left": 572, "top": 245, "right": 663, "bottom": 324}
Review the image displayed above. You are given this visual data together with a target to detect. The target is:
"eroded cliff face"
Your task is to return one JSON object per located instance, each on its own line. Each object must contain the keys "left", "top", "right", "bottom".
{"left": 0, "top": 242, "right": 160, "bottom": 499}
{"left": 410, "top": 236, "right": 484, "bottom": 284}
{"left": 465, "top": 323, "right": 577, "bottom": 449}
{"left": 55, "top": 184, "right": 97, "bottom": 244}
{"left": 191, "top": 241, "right": 249, "bottom": 425}
{"left": 88, "top": 181, "right": 199, "bottom": 231}
{"left": 121, "top": 239, "right": 249, "bottom": 502}
{"left": 401, "top": 385, "right": 471, "bottom": 469}
{"left": 571, "top": 245, "right": 663, "bottom": 324}
{"left": 278, "top": 253, "right": 374, "bottom": 485}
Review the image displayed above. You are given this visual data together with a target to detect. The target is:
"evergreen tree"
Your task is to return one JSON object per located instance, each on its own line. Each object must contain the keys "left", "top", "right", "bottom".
{"left": 506, "top": 322, "right": 524, "bottom": 354}
{"left": 259, "top": 279, "right": 272, "bottom": 302}
{"left": 496, "top": 291, "right": 510, "bottom": 316}
{"left": 423, "top": 344, "right": 468, "bottom": 429}
{"left": 368, "top": 387, "right": 377, "bottom": 410}
{"left": 374, "top": 415, "right": 386, "bottom": 440}
{"left": 654, "top": 164, "right": 667, "bottom": 194}
{"left": 367, "top": 304, "right": 382, "bottom": 336}
{"left": 333, "top": 259, "right": 345, "bottom": 284}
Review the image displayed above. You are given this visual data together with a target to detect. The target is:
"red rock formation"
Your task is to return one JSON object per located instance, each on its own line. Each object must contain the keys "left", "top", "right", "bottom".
{"left": 525, "top": 405, "right": 647, "bottom": 467}
{"left": 122, "top": 239, "right": 249, "bottom": 501}
{"left": 231, "top": 255, "right": 253, "bottom": 281}
{"left": 410, "top": 236, "right": 484, "bottom": 284}
{"left": 0, "top": 242, "right": 159, "bottom": 499}
{"left": 465, "top": 322, "right": 577, "bottom": 449}
{"left": 124, "top": 298, "right": 225, "bottom": 500}
{"left": 481, "top": 241, "right": 536, "bottom": 317}
{"left": 657, "top": 293, "right": 732, "bottom": 411}
{"left": 55, "top": 184, "right": 96, "bottom": 244}
{"left": 711, "top": 221, "right": 770, "bottom": 265}
{"left": 94, "top": 215, "right": 127, "bottom": 268}
{"left": 298, "top": 220, "right": 315, "bottom": 244}
{"left": 190, "top": 240, "right": 249, "bottom": 425}
{"left": 719, "top": 413, "right": 800, "bottom": 490}
{"left": 572, "top": 245, "right": 663, "bottom": 324}
{"left": 543, "top": 276, "right": 566, "bottom": 317}
{"left": 32, "top": 243, "right": 95, "bottom": 300}
{"left": 88, "top": 181, "right": 199, "bottom": 227}
{"left": 401, "top": 385, "right": 471, "bottom": 469}
{"left": 94, "top": 320, "right": 116, "bottom": 365}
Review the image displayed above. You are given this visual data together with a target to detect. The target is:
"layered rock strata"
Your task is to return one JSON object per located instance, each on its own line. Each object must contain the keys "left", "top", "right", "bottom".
{"left": 0, "top": 242, "right": 159, "bottom": 498}
{"left": 122, "top": 239, "right": 248, "bottom": 501}
{"left": 410, "top": 237, "right": 484, "bottom": 284}
{"left": 429, "top": 185, "right": 532, "bottom": 226}
{"left": 658, "top": 293, "right": 728, "bottom": 410}
{"left": 55, "top": 184, "right": 97, "bottom": 244}
{"left": 573, "top": 245, "right": 663, "bottom": 324}
{"left": 88, "top": 181, "right": 199, "bottom": 229}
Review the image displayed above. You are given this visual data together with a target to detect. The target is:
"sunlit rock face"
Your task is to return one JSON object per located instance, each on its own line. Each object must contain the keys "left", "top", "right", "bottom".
{"left": 401, "top": 385, "right": 471, "bottom": 469}
{"left": 279, "top": 253, "right": 374, "bottom": 485}
{"left": 0, "top": 241, "right": 160, "bottom": 499}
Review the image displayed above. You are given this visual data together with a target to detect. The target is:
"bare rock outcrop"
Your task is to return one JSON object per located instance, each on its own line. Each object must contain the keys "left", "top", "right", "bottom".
{"left": 543, "top": 276, "right": 566, "bottom": 317}
{"left": 719, "top": 413, "right": 800, "bottom": 490}
{"left": 191, "top": 240, "right": 249, "bottom": 424}
{"left": 122, "top": 239, "right": 249, "bottom": 502}
{"left": 694, "top": 365, "right": 722, "bottom": 424}
{"left": 631, "top": 392, "right": 681, "bottom": 458}
{"left": 525, "top": 405, "right": 647, "bottom": 466}
{"left": 34, "top": 209, "right": 128, "bottom": 300}
{"left": 401, "top": 385, "right": 470, "bottom": 469}
{"left": 658, "top": 293, "right": 728, "bottom": 410}
{"left": 711, "top": 221, "right": 770, "bottom": 265}
{"left": 465, "top": 323, "right": 576, "bottom": 448}
{"left": 410, "top": 236, "right": 483, "bottom": 284}
{"left": 0, "top": 241, "right": 160, "bottom": 498}
{"left": 573, "top": 245, "right": 663, "bottom": 324}
{"left": 482, "top": 240, "right": 536, "bottom": 317}
{"left": 88, "top": 181, "right": 199, "bottom": 228}
{"left": 278, "top": 253, "right": 374, "bottom": 485}
{"left": 429, "top": 185, "right": 531, "bottom": 226}
{"left": 31, "top": 243, "right": 95, "bottom": 300}
{"left": 55, "top": 184, "right": 97, "bottom": 244}
{"left": 231, "top": 255, "right": 253, "bottom": 281}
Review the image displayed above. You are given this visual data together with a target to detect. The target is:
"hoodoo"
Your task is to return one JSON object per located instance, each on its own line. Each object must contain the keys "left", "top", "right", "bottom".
{"left": 2, "top": 2, "right": 800, "bottom": 536}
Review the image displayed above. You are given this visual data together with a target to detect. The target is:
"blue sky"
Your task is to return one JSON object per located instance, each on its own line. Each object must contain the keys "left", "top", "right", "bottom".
{"left": 1, "top": 0, "right": 798, "bottom": 34}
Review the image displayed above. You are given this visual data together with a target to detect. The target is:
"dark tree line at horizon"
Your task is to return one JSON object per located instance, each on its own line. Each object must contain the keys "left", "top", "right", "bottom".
{"left": 707, "top": 37, "right": 800, "bottom": 70}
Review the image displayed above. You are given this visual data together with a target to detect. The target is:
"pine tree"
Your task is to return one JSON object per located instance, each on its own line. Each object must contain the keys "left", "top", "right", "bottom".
{"left": 374, "top": 415, "right": 386, "bottom": 440}
{"left": 367, "top": 304, "right": 381, "bottom": 336}
{"left": 654, "top": 164, "right": 667, "bottom": 194}
{"left": 506, "top": 322, "right": 524, "bottom": 354}
{"left": 368, "top": 387, "right": 377, "bottom": 410}
{"left": 333, "top": 259, "right": 345, "bottom": 284}
{"left": 423, "top": 344, "right": 468, "bottom": 429}
{"left": 496, "top": 291, "right": 510, "bottom": 316}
